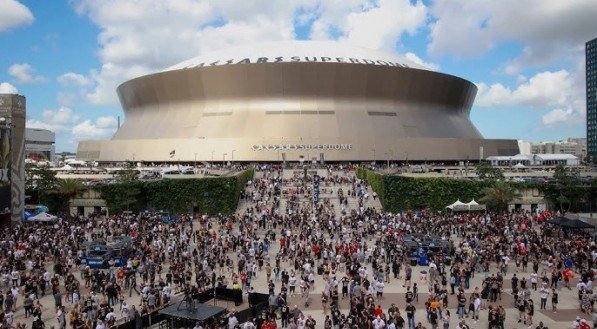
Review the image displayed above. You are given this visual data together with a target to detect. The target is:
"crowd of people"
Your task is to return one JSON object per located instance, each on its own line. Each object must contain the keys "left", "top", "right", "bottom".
{"left": 0, "top": 164, "right": 594, "bottom": 329}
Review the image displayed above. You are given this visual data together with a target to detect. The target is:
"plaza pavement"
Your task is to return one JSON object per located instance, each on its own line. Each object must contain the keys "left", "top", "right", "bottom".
{"left": 9, "top": 169, "right": 592, "bottom": 329}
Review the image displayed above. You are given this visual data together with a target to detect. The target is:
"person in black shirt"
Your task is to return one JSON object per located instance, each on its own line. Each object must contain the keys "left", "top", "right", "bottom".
{"left": 341, "top": 276, "right": 349, "bottom": 298}
{"left": 406, "top": 287, "right": 414, "bottom": 303}
{"left": 280, "top": 304, "right": 289, "bottom": 328}
{"left": 406, "top": 303, "right": 416, "bottom": 329}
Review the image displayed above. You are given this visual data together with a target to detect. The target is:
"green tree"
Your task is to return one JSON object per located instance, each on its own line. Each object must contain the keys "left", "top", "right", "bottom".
{"left": 51, "top": 179, "right": 85, "bottom": 214}
{"left": 479, "top": 181, "right": 520, "bottom": 212}
{"left": 551, "top": 164, "right": 582, "bottom": 212}
{"left": 115, "top": 162, "right": 139, "bottom": 183}
{"left": 25, "top": 163, "right": 58, "bottom": 205}
{"left": 553, "top": 164, "right": 580, "bottom": 184}
{"left": 475, "top": 161, "right": 504, "bottom": 180}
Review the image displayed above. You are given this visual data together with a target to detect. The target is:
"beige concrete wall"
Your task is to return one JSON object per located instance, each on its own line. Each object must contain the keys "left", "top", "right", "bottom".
{"left": 78, "top": 137, "right": 518, "bottom": 162}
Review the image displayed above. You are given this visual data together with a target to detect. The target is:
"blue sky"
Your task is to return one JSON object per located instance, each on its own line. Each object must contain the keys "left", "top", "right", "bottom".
{"left": 0, "top": 0, "right": 595, "bottom": 152}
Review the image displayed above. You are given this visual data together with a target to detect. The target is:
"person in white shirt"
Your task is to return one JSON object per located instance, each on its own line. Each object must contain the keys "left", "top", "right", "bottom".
{"left": 243, "top": 319, "right": 256, "bottom": 329}
{"left": 227, "top": 311, "right": 239, "bottom": 329}
{"left": 372, "top": 316, "right": 385, "bottom": 329}
{"left": 375, "top": 280, "right": 385, "bottom": 299}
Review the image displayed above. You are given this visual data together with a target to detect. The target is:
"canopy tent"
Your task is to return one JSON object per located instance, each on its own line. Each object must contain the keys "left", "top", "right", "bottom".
{"left": 446, "top": 200, "right": 467, "bottom": 211}
{"left": 547, "top": 216, "right": 594, "bottom": 229}
{"left": 563, "top": 219, "right": 594, "bottom": 229}
{"left": 26, "top": 212, "right": 58, "bottom": 222}
{"left": 465, "top": 199, "right": 486, "bottom": 211}
{"left": 447, "top": 199, "right": 485, "bottom": 211}
{"left": 513, "top": 163, "right": 527, "bottom": 169}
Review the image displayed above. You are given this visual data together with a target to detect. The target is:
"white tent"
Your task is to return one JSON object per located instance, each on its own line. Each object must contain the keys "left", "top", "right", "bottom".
{"left": 466, "top": 199, "right": 486, "bottom": 211}
{"left": 513, "top": 163, "right": 526, "bottom": 169}
{"left": 27, "top": 212, "right": 58, "bottom": 222}
{"left": 446, "top": 200, "right": 467, "bottom": 210}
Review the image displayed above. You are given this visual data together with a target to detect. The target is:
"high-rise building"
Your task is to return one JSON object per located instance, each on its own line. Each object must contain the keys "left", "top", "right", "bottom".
{"left": 0, "top": 94, "right": 26, "bottom": 227}
{"left": 587, "top": 37, "right": 597, "bottom": 162}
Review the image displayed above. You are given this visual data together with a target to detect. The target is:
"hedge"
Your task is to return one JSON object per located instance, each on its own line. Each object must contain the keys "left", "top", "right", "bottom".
{"left": 97, "top": 168, "right": 254, "bottom": 215}
{"left": 356, "top": 168, "right": 597, "bottom": 213}
{"left": 357, "top": 168, "right": 491, "bottom": 212}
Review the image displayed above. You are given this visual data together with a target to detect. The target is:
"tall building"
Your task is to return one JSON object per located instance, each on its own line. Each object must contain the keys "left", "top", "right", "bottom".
{"left": 587, "top": 37, "right": 597, "bottom": 161}
{"left": 0, "top": 94, "right": 26, "bottom": 227}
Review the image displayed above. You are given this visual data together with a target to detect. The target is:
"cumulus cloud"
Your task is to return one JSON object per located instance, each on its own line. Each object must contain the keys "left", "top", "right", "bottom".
{"left": 428, "top": 0, "right": 597, "bottom": 72}
{"left": 476, "top": 67, "right": 586, "bottom": 127}
{"left": 0, "top": 0, "right": 34, "bottom": 32}
{"left": 476, "top": 70, "right": 573, "bottom": 108}
{"left": 57, "top": 72, "right": 90, "bottom": 87}
{"left": 26, "top": 107, "right": 80, "bottom": 133}
{"left": 71, "top": 0, "right": 431, "bottom": 105}
{"left": 71, "top": 116, "right": 118, "bottom": 140}
{"left": 309, "top": 0, "right": 427, "bottom": 52}
{"left": 0, "top": 82, "right": 18, "bottom": 94}
{"left": 8, "top": 63, "right": 45, "bottom": 84}
{"left": 541, "top": 107, "right": 584, "bottom": 126}
{"left": 404, "top": 52, "right": 439, "bottom": 71}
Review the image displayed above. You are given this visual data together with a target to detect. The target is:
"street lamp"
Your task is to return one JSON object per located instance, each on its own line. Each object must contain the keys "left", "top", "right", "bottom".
{"left": 371, "top": 148, "right": 376, "bottom": 163}
{"left": 231, "top": 150, "right": 236, "bottom": 165}
{"left": 223, "top": 153, "right": 227, "bottom": 165}
{"left": 211, "top": 150, "right": 215, "bottom": 162}
{"left": 194, "top": 152, "right": 197, "bottom": 168}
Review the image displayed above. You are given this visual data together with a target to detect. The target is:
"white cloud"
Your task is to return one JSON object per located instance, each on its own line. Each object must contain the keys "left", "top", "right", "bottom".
{"left": 26, "top": 107, "right": 80, "bottom": 133}
{"left": 8, "top": 63, "right": 45, "bottom": 84}
{"left": 0, "top": 0, "right": 34, "bottom": 32}
{"left": 308, "top": 0, "right": 427, "bottom": 52}
{"left": 476, "top": 70, "right": 573, "bottom": 108}
{"left": 428, "top": 0, "right": 597, "bottom": 72}
{"left": 541, "top": 107, "right": 584, "bottom": 126}
{"left": 476, "top": 67, "right": 586, "bottom": 127}
{"left": 71, "top": 116, "right": 117, "bottom": 140}
{"left": 71, "top": 0, "right": 430, "bottom": 105}
{"left": 404, "top": 52, "right": 439, "bottom": 71}
{"left": 339, "top": 0, "right": 427, "bottom": 51}
{"left": 0, "top": 82, "right": 18, "bottom": 94}
{"left": 57, "top": 72, "right": 90, "bottom": 87}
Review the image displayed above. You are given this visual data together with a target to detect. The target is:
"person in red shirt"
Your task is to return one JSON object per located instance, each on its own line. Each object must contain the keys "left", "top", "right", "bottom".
{"left": 374, "top": 305, "right": 383, "bottom": 317}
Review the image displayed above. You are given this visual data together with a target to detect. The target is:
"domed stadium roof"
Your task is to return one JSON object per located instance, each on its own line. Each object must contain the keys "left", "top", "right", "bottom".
{"left": 163, "top": 40, "right": 429, "bottom": 72}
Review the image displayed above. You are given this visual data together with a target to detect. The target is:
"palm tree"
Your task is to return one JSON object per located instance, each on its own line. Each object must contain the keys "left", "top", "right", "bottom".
{"left": 52, "top": 179, "right": 85, "bottom": 215}
{"left": 479, "top": 181, "right": 520, "bottom": 212}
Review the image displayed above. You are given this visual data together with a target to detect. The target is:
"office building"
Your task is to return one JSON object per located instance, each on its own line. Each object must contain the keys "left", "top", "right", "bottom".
{"left": 587, "top": 37, "right": 597, "bottom": 161}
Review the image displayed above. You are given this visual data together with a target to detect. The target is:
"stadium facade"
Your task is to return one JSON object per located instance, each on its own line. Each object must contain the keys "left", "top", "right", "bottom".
{"left": 77, "top": 41, "right": 518, "bottom": 162}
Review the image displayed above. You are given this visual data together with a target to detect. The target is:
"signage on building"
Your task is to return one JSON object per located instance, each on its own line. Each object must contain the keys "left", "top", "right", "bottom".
{"left": 252, "top": 144, "right": 352, "bottom": 151}
{"left": 182, "top": 56, "right": 411, "bottom": 69}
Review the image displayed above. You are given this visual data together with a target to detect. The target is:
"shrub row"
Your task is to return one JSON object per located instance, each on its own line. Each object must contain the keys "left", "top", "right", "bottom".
{"left": 97, "top": 168, "right": 254, "bottom": 215}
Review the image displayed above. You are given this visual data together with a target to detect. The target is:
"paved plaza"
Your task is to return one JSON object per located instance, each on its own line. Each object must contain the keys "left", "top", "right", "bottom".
{"left": 3, "top": 167, "right": 595, "bottom": 329}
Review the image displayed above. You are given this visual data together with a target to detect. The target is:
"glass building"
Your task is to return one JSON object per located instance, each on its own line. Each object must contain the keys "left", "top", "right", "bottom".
{"left": 587, "top": 37, "right": 597, "bottom": 162}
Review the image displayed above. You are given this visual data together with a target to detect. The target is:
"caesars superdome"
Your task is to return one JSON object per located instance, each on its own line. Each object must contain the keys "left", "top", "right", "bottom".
{"left": 77, "top": 41, "right": 518, "bottom": 162}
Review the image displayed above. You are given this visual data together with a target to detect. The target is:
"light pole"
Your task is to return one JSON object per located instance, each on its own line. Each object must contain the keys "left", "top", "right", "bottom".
{"left": 371, "top": 148, "right": 376, "bottom": 163}
{"left": 231, "top": 150, "right": 236, "bottom": 165}
{"left": 194, "top": 153, "right": 197, "bottom": 168}
{"left": 211, "top": 150, "right": 215, "bottom": 163}
{"left": 223, "top": 153, "right": 227, "bottom": 165}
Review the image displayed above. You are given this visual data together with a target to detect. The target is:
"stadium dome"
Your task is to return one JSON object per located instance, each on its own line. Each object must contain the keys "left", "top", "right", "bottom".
{"left": 77, "top": 40, "right": 518, "bottom": 162}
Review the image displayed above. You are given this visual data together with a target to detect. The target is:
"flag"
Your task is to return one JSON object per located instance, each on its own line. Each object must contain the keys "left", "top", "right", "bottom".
{"left": 169, "top": 150, "right": 175, "bottom": 158}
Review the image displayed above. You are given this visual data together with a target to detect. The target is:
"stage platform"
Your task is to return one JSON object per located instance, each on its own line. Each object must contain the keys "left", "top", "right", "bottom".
{"left": 158, "top": 303, "right": 227, "bottom": 322}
